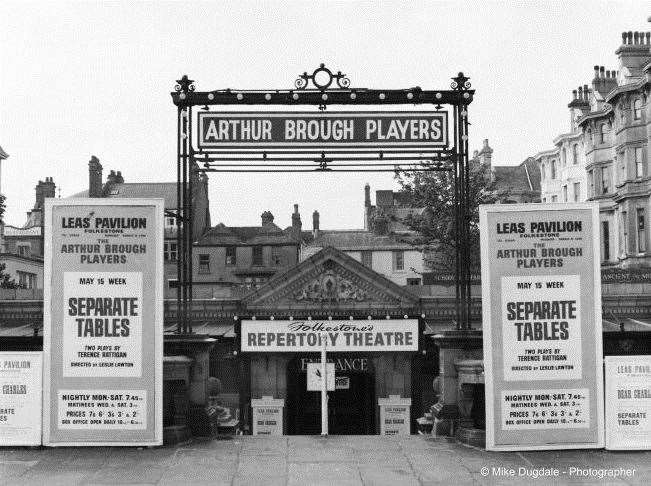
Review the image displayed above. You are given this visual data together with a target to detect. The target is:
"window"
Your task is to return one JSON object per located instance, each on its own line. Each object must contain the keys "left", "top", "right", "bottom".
{"left": 393, "top": 250, "right": 404, "bottom": 271}
{"left": 633, "top": 98, "right": 643, "bottom": 120}
{"left": 602, "top": 221, "right": 610, "bottom": 261}
{"left": 252, "top": 246, "right": 263, "bottom": 266}
{"left": 621, "top": 211, "right": 628, "bottom": 254}
{"left": 637, "top": 208, "right": 646, "bottom": 253}
{"left": 17, "top": 244, "right": 30, "bottom": 257}
{"left": 601, "top": 166, "right": 610, "bottom": 194}
{"left": 573, "top": 182, "right": 580, "bottom": 202}
{"left": 406, "top": 278, "right": 421, "bottom": 286}
{"left": 165, "top": 216, "right": 176, "bottom": 227}
{"left": 225, "top": 246, "right": 236, "bottom": 265}
{"left": 168, "top": 279, "right": 178, "bottom": 289}
{"left": 550, "top": 160, "right": 557, "bottom": 179}
{"left": 599, "top": 124, "right": 607, "bottom": 144}
{"left": 619, "top": 154, "right": 626, "bottom": 182}
{"left": 17, "top": 271, "right": 36, "bottom": 289}
{"left": 271, "top": 246, "right": 282, "bottom": 266}
{"left": 562, "top": 185, "right": 568, "bottom": 202}
{"left": 551, "top": 195, "right": 558, "bottom": 202}
{"left": 572, "top": 144, "right": 578, "bottom": 165}
{"left": 541, "top": 163, "right": 546, "bottom": 180}
{"left": 198, "top": 254, "right": 210, "bottom": 273}
{"left": 361, "top": 250, "right": 372, "bottom": 267}
{"left": 164, "top": 241, "right": 177, "bottom": 261}
{"left": 562, "top": 148, "right": 567, "bottom": 167}
{"left": 588, "top": 170, "right": 594, "bottom": 197}
{"left": 635, "top": 147, "right": 644, "bottom": 177}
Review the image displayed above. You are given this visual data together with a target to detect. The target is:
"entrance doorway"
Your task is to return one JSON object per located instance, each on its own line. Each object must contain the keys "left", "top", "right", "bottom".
{"left": 286, "top": 355, "right": 375, "bottom": 435}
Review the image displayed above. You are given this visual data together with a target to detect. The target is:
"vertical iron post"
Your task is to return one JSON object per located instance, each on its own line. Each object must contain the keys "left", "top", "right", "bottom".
{"left": 175, "top": 106, "right": 183, "bottom": 334}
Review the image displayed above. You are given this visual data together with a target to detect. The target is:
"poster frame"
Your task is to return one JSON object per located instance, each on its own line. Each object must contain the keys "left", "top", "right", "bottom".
{"left": 42, "top": 198, "right": 164, "bottom": 447}
{"left": 480, "top": 202, "right": 604, "bottom": 451}
{"left": 0, "top": 351, "right": 43, "bottom": 446}
{"left": 604, "top": 355, "right": 651, "bottom": 450}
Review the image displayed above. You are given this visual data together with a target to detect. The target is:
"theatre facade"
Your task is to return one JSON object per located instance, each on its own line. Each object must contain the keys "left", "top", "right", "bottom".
{"left": 199, "top": 246, "right": 441, "bottom": 436}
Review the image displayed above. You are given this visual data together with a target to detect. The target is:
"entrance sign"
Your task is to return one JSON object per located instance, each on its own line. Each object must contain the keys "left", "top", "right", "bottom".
{"left": 479, "top": 203, "right": 603, "bottom": 451}
{"left": 378, "top": 395, "right": 411, "bottom": 436}
{"left": 0, "top": 352, "right": 42, "bottom": 445}
{"left": 605, "top": 356, "right": 651, "bottom": 450}
{"left": 251, "top": 396, "right": 284, "bottom": 436}
{"left": 198, "top": 112, "right": 448, "bottom": 150}
{"left": 241, "top": 319, "right": 419, "bottom": 352}
{"left": 43, "top": 199, "right": 163, "bottom": 446}
{"left": 307, "top": 363, "right": 335, "bottom": 391}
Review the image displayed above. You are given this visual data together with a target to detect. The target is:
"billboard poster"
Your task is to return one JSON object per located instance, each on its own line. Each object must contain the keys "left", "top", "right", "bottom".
{"left": 479, "top": 203, "right": 603, "bottom": 451}
{"left": 0, "top": 352, "right": 42, "bottom": 445}
{"left": 605, "top": 356, "right": 651, "bottom": 450}
{"left": 43, "top": 199, "right": 163, "bottom": 446}
{"left": 241, "top": 319, "right": 418, "bottom": 352}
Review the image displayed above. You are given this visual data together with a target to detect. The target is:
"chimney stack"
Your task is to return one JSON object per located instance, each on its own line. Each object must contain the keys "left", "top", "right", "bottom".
{"left": 261, "top": 211, "right": 274, "bottom": 225}
{"left": 34, "top": 177, "right": 56, "bottom": 210}
{"left": 291, "top": 204, "right": 302, "bottom": 240}
{"left": 88, "top": 156, "right": 103, "bottom": 198}
{"left": 312, "top": 210, "right": 320, "bottom": 239}
{"left": 364, "top": 183, "right": 371, "bottom": 207}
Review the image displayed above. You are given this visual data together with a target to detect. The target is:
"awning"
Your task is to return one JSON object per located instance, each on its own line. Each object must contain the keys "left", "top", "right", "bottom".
{"left": 164, "top": 322, "right": 236, "bottom": 338}
{"left": 602, "top": 317, "right": 651, "bottom": 333}
{"left": 0, "top": 324, "right": 41, "bottom": 337}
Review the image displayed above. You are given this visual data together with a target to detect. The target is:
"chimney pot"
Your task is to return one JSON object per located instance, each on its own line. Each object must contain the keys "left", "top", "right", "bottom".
{"left": 634, "top": 32, "right": 639, "bottom": 44}
{"left": 628, "top": 31, "right": 633, "bottom": 44}
{"left": 646, "top": 32, "right": 650, "bottom": 44}
{"left": 622, "top": 32, "right": 627, "bottom": 44}
{"left": 572, "top": 89, "right": 577, "bottom": 100}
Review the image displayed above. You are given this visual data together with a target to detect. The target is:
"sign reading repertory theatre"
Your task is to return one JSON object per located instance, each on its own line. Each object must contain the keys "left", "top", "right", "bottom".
{"left": 43, "top": 199, "right": 163, "bottom": 446}
{"left": 480, "top": 203, "right": 603, "bottom": 451}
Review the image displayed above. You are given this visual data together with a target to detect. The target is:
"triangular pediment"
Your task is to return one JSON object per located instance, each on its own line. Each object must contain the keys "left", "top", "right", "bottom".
{"left": 243, "top": 246, "right": 419, "bottom": 311}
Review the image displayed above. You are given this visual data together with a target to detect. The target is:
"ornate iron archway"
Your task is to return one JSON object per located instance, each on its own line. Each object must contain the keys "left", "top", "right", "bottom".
{"left": 170, "top": 65, "right": 474, "bottom": 333}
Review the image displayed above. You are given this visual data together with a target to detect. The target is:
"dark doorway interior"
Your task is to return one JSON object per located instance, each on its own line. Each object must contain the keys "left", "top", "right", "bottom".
{"left": 287, "top": 355, "right": 375, "bottom": 435}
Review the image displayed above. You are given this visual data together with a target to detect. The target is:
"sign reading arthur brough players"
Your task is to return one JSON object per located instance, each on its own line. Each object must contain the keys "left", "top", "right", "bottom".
{"left": 198, "top": 112, "right": 447, "bottom": 150}
{"left": 43, "top": 199, "right": 163, "bottom": 446}
{"left": 479, "top": 203, "right": 603, "bottom": 451}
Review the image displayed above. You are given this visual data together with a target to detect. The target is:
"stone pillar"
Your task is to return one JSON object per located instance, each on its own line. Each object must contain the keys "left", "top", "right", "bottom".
{"left": 165, "top": 334, "right": 217, "bottom": 437}
{"left": 429, "top": 329, "right": 482, "bottom": 437}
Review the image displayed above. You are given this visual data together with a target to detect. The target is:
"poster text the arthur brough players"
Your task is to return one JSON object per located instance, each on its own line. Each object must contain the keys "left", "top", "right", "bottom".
{"left": 480, "top": 203, "right": 603, "bottom": 451}
{"left": 43, "top": 199, "right": 163, "bottom": 446}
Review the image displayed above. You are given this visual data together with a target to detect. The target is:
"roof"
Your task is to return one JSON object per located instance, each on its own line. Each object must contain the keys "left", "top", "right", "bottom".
{"left": 493, "top": 158, "right": 540, "bottom": 194}
{"left": 305, "top": 230, "right": 418, "bottom": 250}
{"left": 0, "top": 145, "right": 8, "bottom": 159}
{"left": 71, "top": 182, "right": 178, "bottom": 209}
{"left": 197, "top": 222, "right": 297, "bottom": 245}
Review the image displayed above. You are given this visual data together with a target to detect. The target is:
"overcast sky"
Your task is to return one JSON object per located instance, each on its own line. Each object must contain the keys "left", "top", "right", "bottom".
{"left": 0, "top": 1, "right": 648, "bottom": 229}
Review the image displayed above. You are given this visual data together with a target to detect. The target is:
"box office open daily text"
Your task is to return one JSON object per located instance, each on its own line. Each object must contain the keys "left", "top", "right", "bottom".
{"left": 43, "top": 199, "right": 163, "bottom": 446}
{"left": 480, "top": 203, "right": 604, "bottom": 451}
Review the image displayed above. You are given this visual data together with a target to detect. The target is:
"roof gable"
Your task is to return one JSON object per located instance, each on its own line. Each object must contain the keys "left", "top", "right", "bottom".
{"left": 243, "top": 246, "right": 419, "bottom": 311}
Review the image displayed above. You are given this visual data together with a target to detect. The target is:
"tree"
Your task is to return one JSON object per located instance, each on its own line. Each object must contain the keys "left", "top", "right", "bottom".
{"left": 0, "top": 193, "right": 19, "bottom": 289}
{"left": 395, "top": 161, "right": 507, "bottom": 274}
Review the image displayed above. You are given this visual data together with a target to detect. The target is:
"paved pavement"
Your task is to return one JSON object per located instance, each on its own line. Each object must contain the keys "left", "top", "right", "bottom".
{"left": 0, "top": 436, "right": 649, "bottom": 485}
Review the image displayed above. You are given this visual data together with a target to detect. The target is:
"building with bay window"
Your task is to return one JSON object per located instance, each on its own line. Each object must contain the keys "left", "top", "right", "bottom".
{"left": 536, "top": 29, "right": 651, "bottom": 268}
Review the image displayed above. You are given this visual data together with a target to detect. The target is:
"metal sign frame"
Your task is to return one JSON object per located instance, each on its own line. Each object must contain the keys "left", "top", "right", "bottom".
{"left": 169, "top": 64, "right": 475, "bottom": 334}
